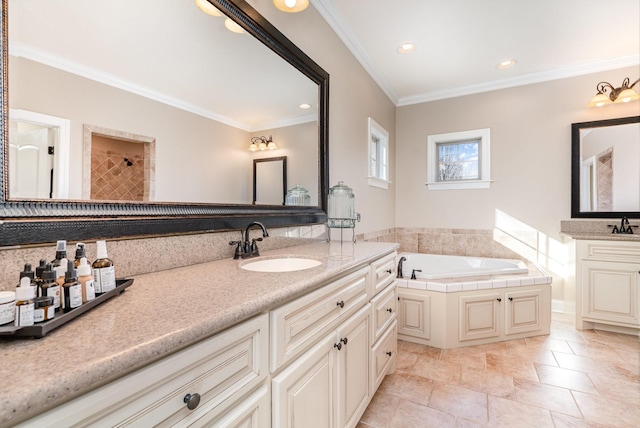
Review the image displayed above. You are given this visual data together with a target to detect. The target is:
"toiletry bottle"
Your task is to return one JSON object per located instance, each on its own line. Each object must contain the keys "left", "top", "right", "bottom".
{"left": 40, "top": 263, "right": 61, "bottom": 312}
{"left": 77, "top": 257, "right": 96, "bottom": 303}
{"left": 55, "top": 259, "right": 68, "bottom": 310}
{"left": 74, "top": 242, "right": 86, "bottom": 268}
{"left": 0, "top": 291, "right": 16, "bottom": 326}
{"left": 92, "top": 240, "right": 116, "bottom": 294}
{"left": 51, "top": 240, "right": 67, "bottom": 267}
{"left": 33, "top": 296, "right": 55, "bottom": 323}
{"left": 15, "top": 276, "right": 35, "bottom": 326}
{"left": 19, "top": 263, "right": 36, "bottom": 287}
{"left": 35, "top": 259, "right": 47, "bottom": 295}
{"left": 62, "top": 260, "right": 82, "bottom": 313}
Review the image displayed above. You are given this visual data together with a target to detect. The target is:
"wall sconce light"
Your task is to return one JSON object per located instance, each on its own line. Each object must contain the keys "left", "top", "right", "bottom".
{"left": 273, "top": 0, "right": 309, "bottom": 13}
{"left": 194, "top": 0, "right": 222, "bottom": 16}
{"left": 588, "top": 77, "right": 640, "bottom": 107}
{"left": 249, "top": 135, "right": 277, "bottom": 151}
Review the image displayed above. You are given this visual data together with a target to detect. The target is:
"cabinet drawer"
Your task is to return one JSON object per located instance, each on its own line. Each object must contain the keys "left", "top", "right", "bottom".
{"left": 370, "top": 252, "right": 397, "bottom": 296}
{"left": 270, "top": 266, "right": 370, "bottom": 372}
{"left": 370, "top": 320, "right": 397, "bottom": 394}
{"left": 370, "top": 282, "right": 397, "bottom": 343}
{"left": 19, "top": 314, "right": 269, "bottom": 428}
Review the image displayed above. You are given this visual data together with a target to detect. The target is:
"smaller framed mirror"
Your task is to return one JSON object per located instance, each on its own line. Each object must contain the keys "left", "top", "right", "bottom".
{"left": 253, "top": 156, "right": 287, "bottom": 205}
{"left": 571, "top": 115, "right": 640, "bottom": 218}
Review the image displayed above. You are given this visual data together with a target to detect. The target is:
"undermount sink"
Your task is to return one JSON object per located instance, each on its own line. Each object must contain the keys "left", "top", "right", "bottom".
{"left": 240, "top": 256, "right": 322, "bottom": 272}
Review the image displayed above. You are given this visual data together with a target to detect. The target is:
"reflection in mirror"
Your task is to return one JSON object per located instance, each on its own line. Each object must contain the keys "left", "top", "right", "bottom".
{"left": 571, "top": 116, "right": 640, "bottom": 218}
{"left": 253, "top": 156, "right": 286, "bottom": 205}
{"left": 8, "top": 0, "right": 319, "bottom": 205}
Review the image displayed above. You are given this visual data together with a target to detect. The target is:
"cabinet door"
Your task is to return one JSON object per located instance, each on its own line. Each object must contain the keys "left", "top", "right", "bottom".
{"left": 370, "top": 282, "right": 397, "bottom": 343}
{"left": 335, "top": 305, "right": 370, "bottom": 428}
{"left": 504, "top": 288, "right": 543, "bottom": 335}
{"left": 370, "top": 320, "right": 397, "bottom": 394}
{"left": 582, "top": 260, "right": 640, "bottom": 326}
{"left": 459, "top": 292, "right": 501, "bottom": 342}
{"left": 398, "top": 289, "right": 430, "bottom": 340}
{"left": 272, "top": 333, "right": 335, "bottom": 428}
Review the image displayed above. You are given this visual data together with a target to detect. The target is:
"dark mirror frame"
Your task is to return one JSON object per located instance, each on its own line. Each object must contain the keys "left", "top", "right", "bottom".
{"left": 0, "top": 0, "right": 329, "bottom": 246}
{"left": 571, "top": 115, "right": 640, "bottom": 219}
{"left": 253, "top": 156, "right": 287, "bottom": 205}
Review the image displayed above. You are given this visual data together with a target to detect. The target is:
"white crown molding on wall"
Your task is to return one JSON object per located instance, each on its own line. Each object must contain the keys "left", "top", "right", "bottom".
{"left": 10, "top": 42, "right": 317, "bottom": 132}
{"left": 310, "top": 0, "right": 640, "bottom": 108}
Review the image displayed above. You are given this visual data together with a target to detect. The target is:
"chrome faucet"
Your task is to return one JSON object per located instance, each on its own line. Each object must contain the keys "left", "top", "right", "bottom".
{"left": 229, "top": 221, "right": 269, "bottom": 259}
{"left": 397, "top": 256, "right": 407, "bottom": 278}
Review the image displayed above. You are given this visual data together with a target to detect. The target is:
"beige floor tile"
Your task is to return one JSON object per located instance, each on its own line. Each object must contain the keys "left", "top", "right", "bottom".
{"left": 566, "top": 339, "right": 629, "bottom": 361}
{"left": 376, "top": 370, "right": 434, "bottom": 406}
{"left": 359, "top": 391, "right": 400, "bottom": 428}
{"left": 588, "top": 372, "right": 640, "bottom": 404}
{"left": 389, "top": 400, "right": 455, "bottom": 428}
{"left": 439, "top": 349, "right": 486, "bottom": 370}
{"left": 487, "top": 395, "right": 554, "bottom": 427}
{"left": 524, "top": 336, "right": 575, "bottom": 353}
{"left": 399, "top": 340, "right": 442, "bottom": 359}
{"left": 607, "top": 360, "right": 640, "bottom": 383}
{"left": 485, "top": 353, "right": 539, "bottom": 381}
{"left": 428, "top": 383, "right": 488, "bottom": 424}
{"left": 504, "top": 344, "right": 559, "bottom": 366}
{"left": 552, "top": 351, "right": 615, "bottom": 376}
{"left": 513, "top": 377, "right": 582, "bottom": 417}
{"left": 458, "top": 366, "right": 516, "bottom": 399}
{"left": 573, "top": 390, "right": 640, "bottom": 427}
{"left": 551, "top": 411, "right": 609, "bottom": 428}
{"left": 455, "top": 418, "right": 486, "bottom": 428}
{"left": 534, "top": 363, "right": 599, "bottom": 394}
{"left": 411, "top": 355, "right": 462, "bottom": 384}
{"left": 394, "top": 348, "right": 419, "bottom": 371}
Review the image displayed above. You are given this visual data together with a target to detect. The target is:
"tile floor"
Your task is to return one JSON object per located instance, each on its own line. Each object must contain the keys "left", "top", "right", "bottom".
{"left": 358, "top": 313, "right": 640, "bottom": 427}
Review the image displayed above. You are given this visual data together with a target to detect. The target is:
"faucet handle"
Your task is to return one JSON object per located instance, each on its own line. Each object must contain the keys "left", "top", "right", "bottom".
{"left": 229, "top": 241, "right": 244, "bottom": 259}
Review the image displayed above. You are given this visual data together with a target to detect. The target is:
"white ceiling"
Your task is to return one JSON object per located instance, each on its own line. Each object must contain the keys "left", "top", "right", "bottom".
{"left": 311, "top": 0, "right": 640, "bottom": 106}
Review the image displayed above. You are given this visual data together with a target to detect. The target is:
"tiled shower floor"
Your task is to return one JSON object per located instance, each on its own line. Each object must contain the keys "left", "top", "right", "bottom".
{"left": 358, "top": 313, "right": 640, "bottom": 427}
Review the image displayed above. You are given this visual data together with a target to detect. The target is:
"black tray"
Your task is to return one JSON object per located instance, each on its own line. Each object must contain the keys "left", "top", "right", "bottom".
{"left": 0, "top": 278, "right": 134, "bottom": 339}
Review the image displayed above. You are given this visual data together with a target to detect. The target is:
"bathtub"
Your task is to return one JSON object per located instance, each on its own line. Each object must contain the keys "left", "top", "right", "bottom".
{"left": 398, "top": 252, "right": 528, "bottom": 280}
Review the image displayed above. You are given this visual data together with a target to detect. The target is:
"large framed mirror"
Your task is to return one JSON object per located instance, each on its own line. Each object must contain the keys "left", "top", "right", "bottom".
{"left": 0, "top": 0, "right": 329, "bottom": 245}
{"left": 571, "top": 115, "right": 640, "bottom": 218}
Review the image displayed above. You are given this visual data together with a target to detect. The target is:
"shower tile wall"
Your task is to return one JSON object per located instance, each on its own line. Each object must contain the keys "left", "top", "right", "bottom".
{"left": 91, "top": 147, "right": 145, "bottom": 200}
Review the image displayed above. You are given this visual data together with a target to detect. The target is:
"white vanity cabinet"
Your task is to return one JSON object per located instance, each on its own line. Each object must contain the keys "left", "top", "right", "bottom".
{"left": 18, "top": 314, "right": 270, "bottom": 428}
{"left": 576, "top": 240, "right": 640, "bottom": 331}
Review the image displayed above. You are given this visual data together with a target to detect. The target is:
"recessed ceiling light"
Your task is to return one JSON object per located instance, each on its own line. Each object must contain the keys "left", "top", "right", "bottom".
{"left": 397, "top": 43, "right": 416, "bottom": 54}
{"left": 497, "top": 59, "right": 516, "bottom": 69}
{"left": 299, "top": 103, "right": 311, "bottom": 109}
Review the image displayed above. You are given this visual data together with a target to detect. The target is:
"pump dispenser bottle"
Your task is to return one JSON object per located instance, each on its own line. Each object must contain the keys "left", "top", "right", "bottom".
{"left": 15, "top": 276, "right": 35, "bottom": 326}
{"left": 77, "top": 258, "right": 96, "bottom": 303}
{"left": 74, "top": 243, "right": 86, "bottom": 268}
{"left": 62, "top": 260, "right": 82, "bottom": 312}
{"left": 93, "top": 240, "right": 116, "bottom": 294}
{"left": 51, "top": 240, "right": 67, "bottom": 267}
{"left": 55, "top": 259, "right": 68, "bottom": 287}
{"left": 35, "top": 259, "right": 47, "bottom": 294}
{"left": 40, "top": 263, "right": 61, "bottom": 311}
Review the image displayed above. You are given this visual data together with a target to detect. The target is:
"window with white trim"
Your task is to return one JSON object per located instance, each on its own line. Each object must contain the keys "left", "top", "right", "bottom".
{"left": 427, "top": 128, "right": 491, "bottom": 190}
{"left": 368, "top": 117, "right": 390, "bottom": 189}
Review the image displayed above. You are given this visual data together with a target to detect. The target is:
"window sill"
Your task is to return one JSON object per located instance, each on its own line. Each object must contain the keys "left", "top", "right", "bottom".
{"left": 368, "top": 176, "right": 391, "bottom": 189}
{"left": 426, "top": 180, "right": 491, "bottom": 190}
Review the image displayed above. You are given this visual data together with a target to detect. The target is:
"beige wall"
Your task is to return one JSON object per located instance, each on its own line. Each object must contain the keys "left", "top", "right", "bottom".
{"left": 253, "top": 1, "right": 398, "bottom": 235}
{"left": 396, "top": 66, "right": 639, "bottom": 236}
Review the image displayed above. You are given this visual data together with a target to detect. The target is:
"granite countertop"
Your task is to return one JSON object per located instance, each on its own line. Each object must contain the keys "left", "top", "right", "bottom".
{"left": 560, "top": 219, "right": 640, "bottom": 242}
{"left": 0, "top": 240, "right": 398, "bottom": 427}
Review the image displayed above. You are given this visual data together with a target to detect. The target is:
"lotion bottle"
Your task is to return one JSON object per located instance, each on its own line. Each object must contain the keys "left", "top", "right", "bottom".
{"left": 55, "top": 259, "right": 68, "bottom": 310}
{"left": 40, "top": 263, "right": 61, "bottom": 312}
{"left": 62, "top": 260, "right": 82, "bottom": 313}
{"left": 74, "top": 243, "right": 86, "bottom": 268}
{"left": 92, "top": 240, "right": 116, "bottom": 294}
{"left": 51, "top": 240, "right": 67, "bottom": 267}
{"left": 15, "top": 276, "right": 35, "bottom": 326}
{"left": 77, "top": 258, "right": 96, "bottom": 303}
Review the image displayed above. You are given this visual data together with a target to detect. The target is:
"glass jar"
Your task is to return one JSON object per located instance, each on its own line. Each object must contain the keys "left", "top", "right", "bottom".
{"left": 327, "top": 181, "right": 355, "bottom": 228}
{"left": 285, "top": 184, "right": 311, "bottom": 206}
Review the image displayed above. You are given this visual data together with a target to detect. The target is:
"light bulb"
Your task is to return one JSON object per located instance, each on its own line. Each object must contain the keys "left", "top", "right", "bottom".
{"left": 285, "top": 0, "right": 296, "bottom": 7}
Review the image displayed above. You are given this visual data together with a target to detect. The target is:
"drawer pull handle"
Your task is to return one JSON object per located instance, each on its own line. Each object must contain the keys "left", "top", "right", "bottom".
{"left": 386, "top": 308, "right": 393, "bottom": 313}
{"left": 497, "top": 298, "right": 502, "bottom": 302}
{"left": 508, "top": 297, "right": 513, "bottom": 301}
{"left": 386, "top": 351, "right": 393, "bottom": 356}
{"left": 334, "top": 342, "right": 342, "bottom": 351}
{"left": 336, "top": 300, "right": 345, "bottom": 308}
{"left": 341, "top": 337, "right": 348, "bottom": 346}
{"left": 385, "top": 269, "right": 393, "bottom": 274}
{"left": 184, "top": 393, "right": 201, "bottom": 411}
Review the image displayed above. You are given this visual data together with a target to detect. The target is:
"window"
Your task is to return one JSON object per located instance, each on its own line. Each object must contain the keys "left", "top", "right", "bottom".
{"left": 368, "top": 117, "right": 390, "bottom": 189}
{"left": 427, "top": 128, "right": 491, "bottom": 190}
